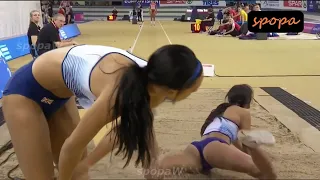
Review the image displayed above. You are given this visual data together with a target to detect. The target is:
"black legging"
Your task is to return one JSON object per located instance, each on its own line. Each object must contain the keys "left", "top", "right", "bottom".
{"left": 138, "top": 12, "right": 142, "bottom": 21}
{"left": 225, "top": 25, "right": 240, "bottom": 37}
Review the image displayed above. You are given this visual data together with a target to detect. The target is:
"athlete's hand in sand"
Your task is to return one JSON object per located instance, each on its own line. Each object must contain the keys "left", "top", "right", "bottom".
{"left": 238, "top": 130, "right": 276, "bottom": 148}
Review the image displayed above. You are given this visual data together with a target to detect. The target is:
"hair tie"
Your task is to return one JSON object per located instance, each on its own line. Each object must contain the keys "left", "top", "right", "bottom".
{"left": 181, "top": 60, "right": 202, "bottom": 89}
{"left": 189, "top": 60, "right": 202, "bottom": 82}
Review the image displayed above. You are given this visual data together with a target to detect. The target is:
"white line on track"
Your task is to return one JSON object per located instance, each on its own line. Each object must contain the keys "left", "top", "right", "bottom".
{"left": 129, "top": 22, "right": 144, "bottom": 53}
{"left": 158, "top": 21, "right": 172, "bottom": 44}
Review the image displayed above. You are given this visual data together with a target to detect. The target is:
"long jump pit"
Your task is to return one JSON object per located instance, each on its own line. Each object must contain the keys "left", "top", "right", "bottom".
{"left": 1, "top": 89, "right": 320, "bottom": 179}
{"left": 1, "top": 20, "right": 320, "bottom": 179}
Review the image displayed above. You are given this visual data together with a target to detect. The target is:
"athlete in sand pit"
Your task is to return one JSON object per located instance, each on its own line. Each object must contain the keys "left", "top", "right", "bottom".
{"left": 155, "top": 84, "right": 277, "bottom": 179}
{"left": 71, "top": 84, "right": 275, "bottom": 179}
{"left": 2, "top": 44, "right": 203, "bottom": 180}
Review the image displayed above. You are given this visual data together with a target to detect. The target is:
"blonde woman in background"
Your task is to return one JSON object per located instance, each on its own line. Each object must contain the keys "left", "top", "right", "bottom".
{"left": 27, "top": 10, "right": 41, "bottom": 58}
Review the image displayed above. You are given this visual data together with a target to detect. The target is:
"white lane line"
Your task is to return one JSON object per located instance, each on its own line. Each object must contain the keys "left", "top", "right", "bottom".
{"left": 158, "top": 21, "right": 172, "bottom": 44}
{"left": 129, "top": 22, "right": 144, "bottom": 53}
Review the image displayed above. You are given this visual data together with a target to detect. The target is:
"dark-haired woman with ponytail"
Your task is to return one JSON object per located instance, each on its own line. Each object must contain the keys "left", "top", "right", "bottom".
{"left": 157, "top": 84, "right": 277, "bottom": 179}
{"left": 2, "top": 44, "right": 203, "bottom": 180}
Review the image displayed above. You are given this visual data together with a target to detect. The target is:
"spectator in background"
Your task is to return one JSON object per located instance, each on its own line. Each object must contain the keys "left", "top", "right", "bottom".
{"left": 238, "top": 6, "right": 248, "bottom": 25}
{"left": 60, "top": 0, "right": 70, "bottom": 8}
{"left": 27, "top": 10, "right": 41, "bottom": 58}
{"left": 47, "top": 2, "right": 53, "bottom": 19}
{"left": 253, "top": 3, "right": 261, "bottom": 11}
{"left": 243, "top": 4, "right": 250, "bottom": 13}
{"left": 137, "top": 3, "right": 143, "bottom": 22}
{"left": 58, "top": 6, "right": 65, "bottom": 16}
{"left": 220, "top": 14, "right": 241, "bottom": 36}
{"left": 226, "top": 6, "right": 236, "bottom": 19}
{"left": 36, "top": 13, "right": 78, "bottom": 56}
{"left": 217, "top": 9, "right": 223, "bottom": 24}
{"left": 200, "top": 8, "right": 215, "bottom": 32}
{"left": 65, "top": 5, "right": 74, "bottom": 24}
{"left": 112, "top": 7, "right": 118, "bottom": 19}
{"left": 233, "top": 6, "right": 241, "bottom": 23}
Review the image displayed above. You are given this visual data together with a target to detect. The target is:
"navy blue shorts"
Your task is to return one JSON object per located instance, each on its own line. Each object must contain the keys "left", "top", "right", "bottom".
{"left": 3, "top": 60, "right": 70, "bottom": 119}
{"left": 191, "top": 137, "right": 228, "bottom": 171}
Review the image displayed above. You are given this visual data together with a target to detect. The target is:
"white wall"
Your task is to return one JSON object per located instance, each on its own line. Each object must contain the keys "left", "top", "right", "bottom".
{"left": 0, "top": 1, "right": 42, "bottom": 40}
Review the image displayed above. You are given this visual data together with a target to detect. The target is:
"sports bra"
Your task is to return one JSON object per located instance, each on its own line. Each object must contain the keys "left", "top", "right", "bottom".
{"left": 203, "top": 116, "right": 239, "bottom": 142}
{"left": 61, "top": 45, "right": 147, "bottom": 108}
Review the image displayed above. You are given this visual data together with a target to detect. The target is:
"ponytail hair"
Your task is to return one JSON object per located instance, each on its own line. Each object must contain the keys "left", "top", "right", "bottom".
{"left": 109, "top": 44, "right": 203, "bottom": 168}
{"left": 112, "top": 64, "right": 154, "bottom": 168}
{"left": 200, "top": 103, "right": 232, "bottom": 135}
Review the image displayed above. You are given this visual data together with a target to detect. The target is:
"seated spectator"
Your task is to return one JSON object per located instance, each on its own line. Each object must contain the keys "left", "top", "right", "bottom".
{"left": 209, "top": 14, "right": 240, "bottom": 37}
{"left": 249, "top": 4, "right": 253, "bottom": 11}
{"left": 233, "top": 6, "right": 240, "bottom": 23}
{"left": 112, "top": 7, "right": 118, "bottom": 19}
{"left": 244, "top": 4, "right": 250, "bottom": 13}
{"left": 226, "top": 6, "right": 236, "bottom": 19}
{"left": 200, "top": 8, "right": 215, "bottom": 32}
{"left": 241, "top": 3, "right": 261, "bottom": 36}
{"left": 238, "top": 6, "right": 248, "bottom": 26}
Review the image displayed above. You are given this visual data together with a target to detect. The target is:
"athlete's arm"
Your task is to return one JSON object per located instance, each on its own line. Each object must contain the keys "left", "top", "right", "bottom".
{"left": 238, "top": 108, "right": 251, "bottom": 154}
{"left": 234, "top": 12, "right": 240, "bottom": 18}
{"left": 85, "top": 129, "right": 118, "bottom": 166}
{"left": 58, "top": 86, "right": 116, "bottom": 180}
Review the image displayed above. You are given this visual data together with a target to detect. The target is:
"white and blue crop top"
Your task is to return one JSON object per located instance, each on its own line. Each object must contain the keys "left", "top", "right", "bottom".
{"left": 61, "top": 45, "right": 148, "bottom": 108}
{"left": 203, "top": 117, "right": 239, "bottom": 142}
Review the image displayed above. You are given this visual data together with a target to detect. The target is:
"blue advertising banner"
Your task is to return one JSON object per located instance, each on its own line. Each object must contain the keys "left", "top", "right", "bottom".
{"left": 307, "top": 0, "right": 319, "bottom": 12}
{"left": 202, "top": 0, "right": 219, "bottom": 6}
{"left": 123, "top": 0, "right": 160, "bottom": 7}
{"left": 59, "top": 24, "right": 81, "bottom": 40}
{"left": 0, "top": 56, "right": 11, "bottom": 98}
{"left": 0, "top": 36, "right": 30, "bottom": 62}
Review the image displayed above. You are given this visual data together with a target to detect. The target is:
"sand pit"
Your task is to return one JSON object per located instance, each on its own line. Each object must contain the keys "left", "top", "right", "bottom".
{"left": 1, "top": 88, "right": 320, "bottom": 179}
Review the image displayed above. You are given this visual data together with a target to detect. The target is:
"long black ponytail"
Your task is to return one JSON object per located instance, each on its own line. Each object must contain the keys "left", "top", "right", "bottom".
{"left": 112, "top": 64, "right": 154, "bottom": 168}
{"left": 110, "top": 44, "right": 203, "bottom": 168}
{"left": 200, "top": 103, "right": 232, "bottom": 135}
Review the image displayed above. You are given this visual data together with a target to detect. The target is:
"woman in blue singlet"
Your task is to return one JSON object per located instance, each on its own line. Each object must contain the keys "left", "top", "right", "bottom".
{"left": 2, "top": 44, "right": 203, "bottom": 180}
{"left": 153, "top": 84, "right": 277, "bottom": 179}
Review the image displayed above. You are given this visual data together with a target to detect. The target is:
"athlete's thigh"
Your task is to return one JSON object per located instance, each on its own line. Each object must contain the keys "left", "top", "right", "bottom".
{"left": 48, "top": 96, "right": 82, "bottom": 164}
{"left": 159, "top": 145, "right": 202, "bottom": 174}
{"left": 2, "top": 95, "right": 54, "bottom": 179}
{"left": 203, "top": 141, "right": 258, "bottom": 174}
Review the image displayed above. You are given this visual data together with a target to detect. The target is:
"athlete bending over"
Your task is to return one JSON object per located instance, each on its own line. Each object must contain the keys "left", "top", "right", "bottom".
{"left": 2, "top": 44, "right": 203, "bottom": 180}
